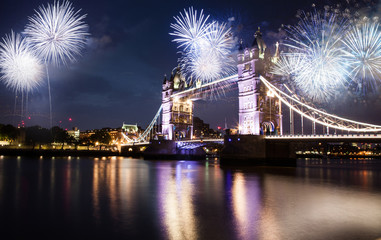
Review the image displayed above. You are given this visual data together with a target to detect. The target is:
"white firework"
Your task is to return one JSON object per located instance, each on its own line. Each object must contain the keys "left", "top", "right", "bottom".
{"left": 171, "top": 8, "right": 236, "bottom": 84}
{"left": 271, "top": 53, "right": 306, "bottom": 77}
{"left": 272, "top": 9, "right": 350, "bottom": 102}
{"left": 183, "top": 22, "right": 235, "bottom": 82}
{"left": 0, "top": 31, "right": 44, "bottom": 93}
{"left": 24, "top": 0, "right": 88, "bottom": 66}
{"left": 184, "top": 50, "right": 223, "bottom": 81}
{"left": 170, "top": 7, "right": 212, "bottom": 51}
{"left": 204, "top": 22, "right": 234, "bottom": 56}
{"left": 341, "top": 18, "right": 381, "bottom": 88}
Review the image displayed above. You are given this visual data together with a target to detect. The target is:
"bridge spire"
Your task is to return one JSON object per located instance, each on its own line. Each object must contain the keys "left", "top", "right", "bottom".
{"left": 252, "top": 27, "right": 267, "bottom": 59}
{"left": 238, "top": 38, "right": 244, "bottom": 52}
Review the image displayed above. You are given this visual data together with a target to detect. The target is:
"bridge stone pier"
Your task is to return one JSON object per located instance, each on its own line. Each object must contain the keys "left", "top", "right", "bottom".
{"left": 220, "top": 135, "right": 296, "bottom": 166}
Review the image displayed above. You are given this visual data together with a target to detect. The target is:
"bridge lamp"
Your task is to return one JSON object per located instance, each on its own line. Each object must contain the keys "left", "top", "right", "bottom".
{"left": 267, "top": 90, "right": 275, "bottom": 97}
{"left": 187, "top": 99, "right": 192, "bottom": 105}
{"left": 173, "top": 96, "right": 179, "bottom": 102}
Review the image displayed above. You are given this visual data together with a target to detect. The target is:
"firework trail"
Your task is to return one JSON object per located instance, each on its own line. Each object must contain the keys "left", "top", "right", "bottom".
{"left": 272, "top": 8, "right": 350, "bottom": 102}
{"left": 0, "top": 31, "right": 43, "bottom": 93}
{"left": 24, "top": 0, "right": 88, "bottom": 127}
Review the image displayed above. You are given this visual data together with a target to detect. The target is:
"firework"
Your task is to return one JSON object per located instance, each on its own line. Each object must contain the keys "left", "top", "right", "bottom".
{"left": 271, "top": 53, "right": 306, "bottom": 77}
{"left": 341, "top": 18, "right": 381, "bottom": 90}
{"left": 0, "top": 31, "right": 44, "bottom": 93}
{"left": 170, "top": 7, "right": 212, "bottom": 51}
{"left": 171, "top": 8, "right": 236, "bottom": 84}
{"left": 182, "top": 22, "right": 235, "bottom": 82}
{"left": 272, "top": 9, "right": 350, "bottom": 102}
{"left": 24, "top": 0, "right": 88, "bottom": 66}
{"left": 204, "top": 22, "right": 234, "bottom": 56}
{"left": 182, "top": 50, "right": 223, "bottom": 82}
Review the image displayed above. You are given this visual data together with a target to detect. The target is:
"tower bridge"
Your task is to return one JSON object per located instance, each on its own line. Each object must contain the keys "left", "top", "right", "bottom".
{"left": 123, "top": 28, "right": 381, "bottom": 162}
{"left": 160, "top": 28, "right": 283, "bottom": 141}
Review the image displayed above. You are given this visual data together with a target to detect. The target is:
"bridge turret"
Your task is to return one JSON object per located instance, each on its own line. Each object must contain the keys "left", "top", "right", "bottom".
{"left": 252, "top": 27, "right": 267, "bottom": 59}
{"left": 162, "top": 67, "right": 193, "bottom": 140}
{"left": 270, "top": 41, "right": 280, "bottom": 64}
{"left": 162, "top": 73, "right": 174, "bottom": 140}
{"left": 237, "top": 27, "right": 281, "bottom": 135}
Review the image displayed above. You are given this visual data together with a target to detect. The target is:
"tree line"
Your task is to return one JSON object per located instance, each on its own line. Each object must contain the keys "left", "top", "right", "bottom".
{"left": 0, "top": 124, "right": 112, "bottom": 149}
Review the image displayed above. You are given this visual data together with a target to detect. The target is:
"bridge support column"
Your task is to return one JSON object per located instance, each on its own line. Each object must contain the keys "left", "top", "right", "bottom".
{"left": 220, "top": 135, "right": 296, "bottom": 166}
{"left": 290, "top": 107, "right": 294, "bottom": 135}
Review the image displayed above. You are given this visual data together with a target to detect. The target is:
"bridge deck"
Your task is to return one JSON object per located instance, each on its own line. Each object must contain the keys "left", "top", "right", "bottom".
{"left": 266, "top": 134, "right": 381, "bottom": 143}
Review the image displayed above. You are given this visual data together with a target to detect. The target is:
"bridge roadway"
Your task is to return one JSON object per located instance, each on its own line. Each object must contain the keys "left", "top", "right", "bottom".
{"left": 121, "top": 138, "right": 224, "bottom": 147}
{"left": 121, "top": 134, "right": 381, "bottom": 147}
{"left": 265, "top": 134, "right": 381, "bottom": 143}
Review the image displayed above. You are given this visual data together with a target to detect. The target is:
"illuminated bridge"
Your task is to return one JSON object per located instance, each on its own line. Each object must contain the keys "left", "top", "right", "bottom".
{"left": 122, "top": 29, "right": 381, "bottom": 160}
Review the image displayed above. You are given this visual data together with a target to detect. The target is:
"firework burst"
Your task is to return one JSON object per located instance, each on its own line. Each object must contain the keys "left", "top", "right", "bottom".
{"left": 0, "top": 31, "right": 44, "bottom": 93}
{"left": 24, "top": 0, "right": 88, "bottom": 66}
{"left": 341, "top": 17, "right": 381, "bottom": 90}
{"left": 170, "top": 7, "right": 212, "bottom": 52}
{"left": 272, "top": 8, "right": 350, "bottom": 102}
{"left": 182, "top": 22, "right": 235, "bottom": 82}
{"left": 171, "top": 8, "right": 236, "bottom": 84}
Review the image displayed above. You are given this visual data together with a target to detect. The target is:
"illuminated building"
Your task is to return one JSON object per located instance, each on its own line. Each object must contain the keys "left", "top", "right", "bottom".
{"left": 237, "top": 28, "right": 282, "bottom": 135}
{"left": 67, "top": 127, "right": 80, "bottom": 141}
{"left": 122, "top": 123, "right": 138, "bottom": 135}
{"left": 162, "top": 68, "right": 193, "bottom": 140}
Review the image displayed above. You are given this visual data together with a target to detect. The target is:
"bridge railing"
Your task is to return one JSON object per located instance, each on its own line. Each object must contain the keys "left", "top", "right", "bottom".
{"left": 266, "top": 133, "right": 381, "bottom": 139}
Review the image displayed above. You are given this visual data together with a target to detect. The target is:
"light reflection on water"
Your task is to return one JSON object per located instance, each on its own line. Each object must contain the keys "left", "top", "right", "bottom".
{"left": 0, "top": 156, "right": 380, "bottom": 239}
{"left": 158, "top": 161, "right": 197, "bottom": 240}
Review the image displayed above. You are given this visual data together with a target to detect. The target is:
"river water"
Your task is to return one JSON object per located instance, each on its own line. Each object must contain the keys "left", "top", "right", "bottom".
{"left": 0, "top": 156, "right": 380, "bottom": 240}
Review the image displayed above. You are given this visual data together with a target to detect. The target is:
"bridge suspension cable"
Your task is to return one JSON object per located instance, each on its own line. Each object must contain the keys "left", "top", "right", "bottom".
{"left": 121, "top": 132, "right": 134, "bottom": 142}
{"left": 260, "top": 76, "right": 381, "bottom": 133}
{"left": 135, "top": 104, "right": 163, "bottom": 142}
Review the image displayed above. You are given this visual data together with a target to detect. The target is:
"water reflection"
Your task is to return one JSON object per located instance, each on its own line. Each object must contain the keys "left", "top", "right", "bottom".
{"left": 259, "top": 173, "right": 381, "bottom": 239}
{"left": 158, "top": 161, "right": 198, "bottom": 240}
{"left": 231, "top": 173, "right": 261, "bottom": 240}
{"left": 0, "top": 157, "right": 380, "bottom": 239}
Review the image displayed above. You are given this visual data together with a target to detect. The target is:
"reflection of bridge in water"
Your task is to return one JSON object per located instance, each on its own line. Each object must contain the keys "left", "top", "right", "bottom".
{"left": 122, "top": 29, "right": 381, "bottom": 162}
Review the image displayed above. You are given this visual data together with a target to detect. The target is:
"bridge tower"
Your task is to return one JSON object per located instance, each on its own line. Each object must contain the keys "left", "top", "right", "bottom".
{"left": 162, "top": 68, "right": 193, "bottom": 140}
{"left": 237, "top": 28, "right": 282, "bottom": 135}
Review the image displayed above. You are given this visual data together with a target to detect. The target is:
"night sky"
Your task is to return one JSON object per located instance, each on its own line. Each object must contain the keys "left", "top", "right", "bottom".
{"left": 0, "top": 0, "right": 380, "bottom": 131}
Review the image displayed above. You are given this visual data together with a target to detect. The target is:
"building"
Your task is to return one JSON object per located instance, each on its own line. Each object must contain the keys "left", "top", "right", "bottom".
{"left": 237, "top": 28, "right": 282, "bottom": 135}
{"left": 193, "top": 117, "right": 214, "bottom": 138}
{"left": 162, "top": 68, "right": 193, "bottom": 140}
{"left": 67, "top": 127, "right": 80, "bottom": 141}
